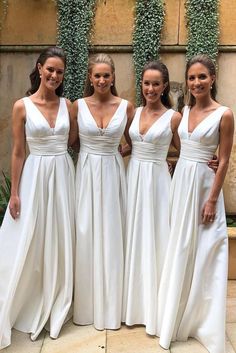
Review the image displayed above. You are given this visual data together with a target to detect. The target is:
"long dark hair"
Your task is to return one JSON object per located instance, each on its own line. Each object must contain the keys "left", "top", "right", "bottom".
{"left": 185, "top": 54, "right": 217, "bottom": 107}
{"left": 26, "top": 46, "right": 66, "bottom": 96}
{"left": 83, "top": 53, "right": 118, "bottom": 97}
{"left": 140, "top": 60, "right": 172, "bottom": 108}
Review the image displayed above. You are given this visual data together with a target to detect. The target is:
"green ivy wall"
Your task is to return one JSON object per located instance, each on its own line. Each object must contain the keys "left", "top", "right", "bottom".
{"left": 0, "top": 0, "right": 236, "bottom": 212}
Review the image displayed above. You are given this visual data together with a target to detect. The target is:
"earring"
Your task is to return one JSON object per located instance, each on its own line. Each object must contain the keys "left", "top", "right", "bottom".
{"left": 90, "top": 82, "right": 93, "bottom": 86}
{"left": 210, "top": 86, "right": 212, "bottom": 89}
{"left": 39, "top": 75, "right": 42, "bottom": 78}
{"left": 111, "top": 82, "right": 113, "bottom": 86}
{"left": 161, "top": 93, "right": 163, "bottom": 96}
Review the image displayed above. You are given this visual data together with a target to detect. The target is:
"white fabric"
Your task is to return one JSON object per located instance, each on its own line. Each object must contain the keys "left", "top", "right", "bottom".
{"left": 79, "top": 133, "right": 121, "bottom": 155}
{"left": 27, "top": 135, "right": 68, "bottom": 155}
{"left": 73, "top": 98, "right": 128, "bottom": 330}
{"left": 122, "top": 107, "right": 174, "bottom": 335}
{"left": 158, "top": 105, "right": 229, "bottom": 353}
{"left": 131, "top": 140, "right": 169, "bottom": 163}
{"left": 0, "top": 97, "right": 75, "bottom": 349}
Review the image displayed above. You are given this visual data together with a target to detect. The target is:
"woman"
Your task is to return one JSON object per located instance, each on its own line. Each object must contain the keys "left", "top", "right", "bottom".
{"left": 122, "top": 61, "right": 181, "bottom": 335}
{"left": 71, "top": 53, "right": 134, "bottom": 330}
{"left": 0, "top": 47, "right": 75, "bottom": 349}
{"left": 158, "top": 54, "right": 234, "bottom": 353}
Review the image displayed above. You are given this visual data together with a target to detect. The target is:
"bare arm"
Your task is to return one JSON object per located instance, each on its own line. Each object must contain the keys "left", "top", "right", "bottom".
{"left": 68, "top": 100, "right": 79, "bottom": 150}
{"left": 9, "top": 100, "right": 26, "bottom": 219}
{"left": 202, "top": 109, "right": 235, "bottom": 224}
{"left": 166, "top": 111, "right": 182, "bottom": 174}
{"left": 120, "top": 101, "right": 135, "bottom": 157}
{"left": 170, "top": 111, "right": 181, "bottom": 152}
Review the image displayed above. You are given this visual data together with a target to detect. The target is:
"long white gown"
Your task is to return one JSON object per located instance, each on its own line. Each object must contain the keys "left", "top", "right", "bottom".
{"left": 0, "top": 97, "right": 75, "bottom": 349}
{"left": 122, "top": 107, "right": 174, "bottom": 335}
{"left": 158, "top": 105, "right": 229, "bottom": 353}
{"left": 73, "top": 98, "right": 128, "bottom": 330}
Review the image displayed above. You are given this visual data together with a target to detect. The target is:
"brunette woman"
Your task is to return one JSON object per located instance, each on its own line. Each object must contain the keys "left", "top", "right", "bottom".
{"left": 122, "top": 60, "right": 181, "bottom": 335}
{"left": 158, "top": 54, "right": 234, "bottom": 353}
{"left": 0, "top": 47, "right": 75, "bottom": 349}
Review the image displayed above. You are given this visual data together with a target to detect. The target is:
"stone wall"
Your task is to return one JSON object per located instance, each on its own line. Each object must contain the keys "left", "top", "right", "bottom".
{"left": 0, "top": 0, "right": 236, "bottom": 212}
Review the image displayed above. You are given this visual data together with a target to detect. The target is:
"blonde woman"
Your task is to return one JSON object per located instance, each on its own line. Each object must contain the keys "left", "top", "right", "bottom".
{"left": 70, "top": 53, "right": 134, "bottom": 330}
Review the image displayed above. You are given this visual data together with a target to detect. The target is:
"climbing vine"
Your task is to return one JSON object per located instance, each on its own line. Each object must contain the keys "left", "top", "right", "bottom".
{"left": 132, "top": 0, "right": 165, "bottom": 105}
{"left": 185, "top": 0, "right": 219, "bottom": 62}
{"left": 57, "top": 0, "right": 97, "bottom": 101}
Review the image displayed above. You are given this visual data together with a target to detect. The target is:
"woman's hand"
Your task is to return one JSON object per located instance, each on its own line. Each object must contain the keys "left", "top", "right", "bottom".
{"left": 207, "top": 154, "right": 219, "bottom": 173}
{"left": 119, "top": 143, "right": 131, "bottom": 157}
{"left": 9, "top": 195, "right": 21, "bottom": 219}
{"left": 201, "top": 200, "right": 216, "bottom": 225}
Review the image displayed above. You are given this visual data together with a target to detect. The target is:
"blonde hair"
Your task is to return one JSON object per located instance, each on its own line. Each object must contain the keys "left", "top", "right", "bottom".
{"left": 83, "top": 53, "right": 118, "bottom": 97}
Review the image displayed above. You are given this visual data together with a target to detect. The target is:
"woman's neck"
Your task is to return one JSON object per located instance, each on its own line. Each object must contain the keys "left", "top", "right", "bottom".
{"left": 92, "top": 91, "right": 115, "bottom": 103}
{"left": 34, "top": 86, "right": 58, "bottom": 102}
{"left": 144, "top": 100, "right": 165, "bottom": 112}
{"left": 194, "top": 95, "right": 216, "bottom": 110}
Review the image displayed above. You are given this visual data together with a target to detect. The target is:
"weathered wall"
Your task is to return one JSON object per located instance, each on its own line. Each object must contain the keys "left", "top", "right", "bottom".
{"left": 2, "top": 0, "right": 235, "bottom": 45}
{"left": 0, "top": 0, "right": 57, "bottom": 45}
{"left": 0, "top": 0, "right": 236, "bottom": 212}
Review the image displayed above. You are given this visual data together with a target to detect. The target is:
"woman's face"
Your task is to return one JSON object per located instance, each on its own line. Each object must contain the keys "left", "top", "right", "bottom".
{"left": 142, "top": 69, "right": 166, "bottom": 104}
{"left": 38, "top": 56, "right": 65, "bottom": 91}
{"left": 89, "top": 63, "right": 114, "bottom": 94}
{"left": 187, "top": 62, "right": 215, "bottom": 99}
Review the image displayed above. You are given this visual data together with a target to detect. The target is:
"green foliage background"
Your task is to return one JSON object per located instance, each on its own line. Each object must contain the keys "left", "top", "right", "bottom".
{"left": 132, "top": 0, "right": 165, "bottom": 105}
{"left": 185, "top": 0, "right": 219, "bottom": 62}
{"left": 57, "top": 0, "right": 97, "bottom": 101}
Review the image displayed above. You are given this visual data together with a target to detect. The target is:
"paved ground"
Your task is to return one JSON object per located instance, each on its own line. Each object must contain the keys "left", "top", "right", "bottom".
{"left": 2, "top": 281, "right": 236, "bottom": 353}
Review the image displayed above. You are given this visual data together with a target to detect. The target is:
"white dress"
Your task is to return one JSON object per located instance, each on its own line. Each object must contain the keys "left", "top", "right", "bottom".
{"left": 0, "top": 97, "right": 75, "bottom": 349}
{"left": 73, "top": 98, "right": 128, "bottom": 330}
{"left": 122, "top": 107, "right": 174, "bottom": 335}
{"left": 158, "top": 106, "right": 229, "bottom": 353}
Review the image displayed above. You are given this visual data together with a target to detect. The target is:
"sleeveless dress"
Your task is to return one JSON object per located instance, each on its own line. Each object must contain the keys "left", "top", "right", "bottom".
{"left": 73, "top": 98, "right": 128, "bottom": 330}
{"left": 0, "top": 97, "right": 75, "bottom": 349}
{"left": 158, "top": 106, "right": 229, "bottom": 353}
{"left": 122, "top": 107, "right": 174, "bottom": 335}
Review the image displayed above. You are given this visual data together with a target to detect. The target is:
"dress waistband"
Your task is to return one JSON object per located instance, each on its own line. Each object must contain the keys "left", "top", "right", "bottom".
{"left": 27, "top": 135, "right": 68, "bottom": 156}
{"left": 131, "top": 141, "right": 169, "bottom": 163}
{"left": 79, "top": 133, "right": 120, "bottom": 155}
{"left": 180, "top": 139, "right": 216, "bottom": 163}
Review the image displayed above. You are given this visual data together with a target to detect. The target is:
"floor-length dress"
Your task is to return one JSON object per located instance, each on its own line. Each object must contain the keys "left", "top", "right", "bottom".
{"left": 122, "top": 107, "right": 174, "bottom": 335}
{"left": 73, "top": 98, "right": 128, "bottom": 330}
{"left": 158, "top": 105, "right": 229, "bottom": 353}
{"left": 0, "top": 97, "right": 75, "bottom": 349}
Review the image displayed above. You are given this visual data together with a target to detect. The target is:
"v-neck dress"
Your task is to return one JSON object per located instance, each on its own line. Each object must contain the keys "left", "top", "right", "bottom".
{"left": 122, "top": 107, "right": 174, "bottom": 334}
{"left": 158, "top": 105, "right": 229, "bottom": 353}
{"left": 0, "top": 97, "right": 75, "bottom": 349}
{"left": 73, "top": 98, "right": 128, "bottom": 330}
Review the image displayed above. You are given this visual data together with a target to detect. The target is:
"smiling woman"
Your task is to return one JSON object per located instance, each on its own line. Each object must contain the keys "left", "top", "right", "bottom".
{"left": 185, "top": 55, "right": 217, "bottom": 109}
{"left": 69, "top": 53, "right": 134, "bottom": 331}
{"left": 26, "top": 57, "right": 65, "bottom": 129}
{"left": 0, "top": 46, "right": 75, "bottom": 349}
{"left": 83, "top": 53, "right": 118, "bottom": 98}
{"left": 158, "top": 54, "right": 235, "bottom": 353}
{"left": 122, "top": 60, "right": 181, "bottom": 335}
{"left": 38, "top": 59, "right": 64, "bottom": 96}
